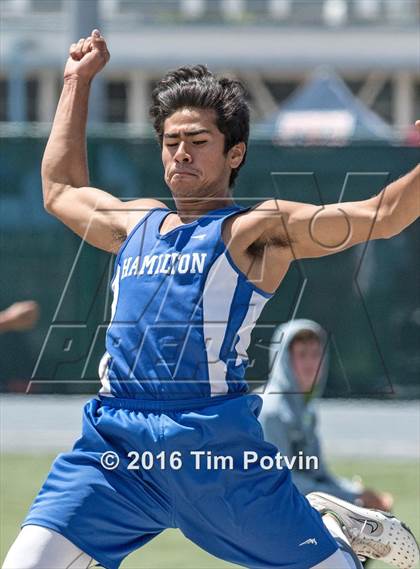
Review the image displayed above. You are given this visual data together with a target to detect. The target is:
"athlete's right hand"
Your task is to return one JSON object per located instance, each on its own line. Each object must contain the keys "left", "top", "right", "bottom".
{"left": 64, "top": 29, "right": 110, "bottom": 82}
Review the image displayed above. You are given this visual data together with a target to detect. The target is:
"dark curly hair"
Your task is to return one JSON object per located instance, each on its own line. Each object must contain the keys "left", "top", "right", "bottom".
{"left": 149, "top": 64, "right": 250, "bottom": 188}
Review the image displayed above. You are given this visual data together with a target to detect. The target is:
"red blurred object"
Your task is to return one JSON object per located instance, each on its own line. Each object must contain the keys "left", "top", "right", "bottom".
{"left": 404, "top": 125, "right": 420, "bottom": 146}
{"left": 6, "top": 378, "right": 31, "bottom": 393}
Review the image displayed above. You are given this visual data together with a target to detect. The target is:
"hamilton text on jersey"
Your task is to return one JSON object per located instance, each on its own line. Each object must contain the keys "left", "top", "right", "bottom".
{"left": 120, "top": 252, "right": 208, "bottom": 279}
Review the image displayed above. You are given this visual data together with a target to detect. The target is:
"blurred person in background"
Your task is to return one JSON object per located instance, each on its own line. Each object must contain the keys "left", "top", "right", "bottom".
{"left": 258, "top": 319, "right": 394, "bottom": 512}
{"left": 0, "top": 301, "right": 40, "bottom": 333}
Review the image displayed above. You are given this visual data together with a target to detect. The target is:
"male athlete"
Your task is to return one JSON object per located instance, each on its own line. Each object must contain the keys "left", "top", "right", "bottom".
{"left": 3, "top": 30, "right": 419, "bottom": 569}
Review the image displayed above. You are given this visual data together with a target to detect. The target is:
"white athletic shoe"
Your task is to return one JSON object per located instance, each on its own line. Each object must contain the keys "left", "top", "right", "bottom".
{"left": 307, "top": 492, "right": 420, "bottom": 569}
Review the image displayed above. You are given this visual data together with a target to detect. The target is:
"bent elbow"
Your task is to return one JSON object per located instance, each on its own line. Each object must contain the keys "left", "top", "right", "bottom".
{"left": 377, "top": 206, "right": 400, "bottom": 239}
{"left": 41, "top": 178, "right": 68, "bottom": 215}
{"left": 371, "top": 195, "right": 396, "bottom": 240}
{"left": 41, "top": 178, "right": 55, "bottom": 213}
{"left": 43, "top": 199, "right": 55, "bottom": 215}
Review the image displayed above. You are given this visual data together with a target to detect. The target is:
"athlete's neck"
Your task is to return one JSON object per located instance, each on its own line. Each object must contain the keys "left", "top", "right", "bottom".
{"left": 173, "top": 196, "right": 235, "bottom": 222}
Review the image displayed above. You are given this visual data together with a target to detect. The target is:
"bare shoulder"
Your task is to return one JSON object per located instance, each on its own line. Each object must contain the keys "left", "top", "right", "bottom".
{"left": 223, "top": 199, "right": 294, "bottom": 250}
{"left": 222, "top": 200, "right": 293, "bottom": 294}
{"left": 229, "top": 199, "right": 296, "bottom": 227}
{"left": 124, "top": 198, "right": 169, "bottom": 234}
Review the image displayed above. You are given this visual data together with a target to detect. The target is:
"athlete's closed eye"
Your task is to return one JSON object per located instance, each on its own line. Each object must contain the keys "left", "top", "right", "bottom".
{"left": 166, "top": 141, "right": 207, "bottom": 147}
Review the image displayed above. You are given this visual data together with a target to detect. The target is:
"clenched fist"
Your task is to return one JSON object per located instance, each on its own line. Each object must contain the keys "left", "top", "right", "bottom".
{"left": 64, "top": 29, "right": 110, "bottom": 82}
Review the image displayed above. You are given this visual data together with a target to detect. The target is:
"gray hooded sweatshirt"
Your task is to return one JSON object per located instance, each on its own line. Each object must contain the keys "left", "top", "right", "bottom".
{"left": 258, "top": 319, "right": 362, "bottom": 502}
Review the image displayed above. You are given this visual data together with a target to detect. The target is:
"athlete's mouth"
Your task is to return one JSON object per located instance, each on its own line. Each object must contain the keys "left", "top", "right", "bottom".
{"left": 172, "top": 169, "right": 198, "bottom": 178}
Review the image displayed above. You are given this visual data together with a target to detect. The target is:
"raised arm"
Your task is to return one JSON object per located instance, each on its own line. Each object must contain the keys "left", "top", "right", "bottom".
{"left": 230, "top": 157, "right": 419, "bottom": 262}
{"left": 42, "top": 29, "right": 165, "bottom": 253}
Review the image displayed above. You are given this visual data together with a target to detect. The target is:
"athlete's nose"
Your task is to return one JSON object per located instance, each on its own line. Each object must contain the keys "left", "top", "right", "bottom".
{"left": 174, "top": 142, "right": 192, "bottom": 163}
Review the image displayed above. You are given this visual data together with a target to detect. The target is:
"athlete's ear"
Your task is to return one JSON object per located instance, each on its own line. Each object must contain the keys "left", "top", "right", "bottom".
{"left": 228, "top": 142, "right": 246, "bottom": 169}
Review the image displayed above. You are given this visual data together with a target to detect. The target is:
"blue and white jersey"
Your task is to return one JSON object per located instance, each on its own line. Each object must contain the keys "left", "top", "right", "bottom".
{"left": 99, "top": 205, "right": 273, "bottom": 400}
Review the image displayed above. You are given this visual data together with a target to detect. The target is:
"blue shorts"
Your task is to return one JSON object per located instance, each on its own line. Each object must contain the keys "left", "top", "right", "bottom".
{"left": 23, "top": 394, "right": 338, "bottom": 569}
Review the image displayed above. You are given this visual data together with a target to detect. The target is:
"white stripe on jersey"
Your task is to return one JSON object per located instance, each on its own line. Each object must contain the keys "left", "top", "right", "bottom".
{"left": 202, "top": 253, "right": 239, "bottom": 396}
{"left": 234, "top": 291, "right": 267, "bottom": 366}
{"left": 98, "top": 352, "right": 112, "bottom": 395}
{"left": 99, "top": 264, "right": 121, "bottom": 395}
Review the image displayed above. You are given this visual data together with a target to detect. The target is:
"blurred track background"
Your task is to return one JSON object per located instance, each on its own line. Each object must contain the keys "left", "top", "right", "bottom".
{"left": 1, "top": 1, "right": 419, "bottom": 567}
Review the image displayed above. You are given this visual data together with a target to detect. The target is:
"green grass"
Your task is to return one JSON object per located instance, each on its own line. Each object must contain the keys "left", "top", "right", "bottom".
{"left": 1, "top": 454, "right": 418, "bottom": 568}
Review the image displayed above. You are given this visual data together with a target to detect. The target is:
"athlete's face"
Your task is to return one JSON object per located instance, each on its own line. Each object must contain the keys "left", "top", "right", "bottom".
{"left": 161, "top": 108, "right": 245, "bottom": 198}
{"left": 290, "top": 340, "right": 323, "bottom": 394}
